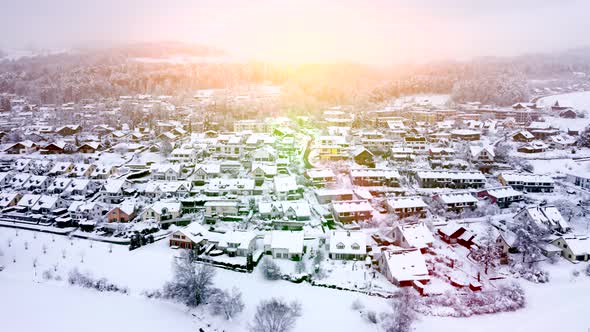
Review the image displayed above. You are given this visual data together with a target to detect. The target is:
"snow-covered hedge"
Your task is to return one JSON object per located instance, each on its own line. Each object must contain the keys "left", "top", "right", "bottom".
{"left": 67, "top": 268, "right": 129, "bottom": 294}
{"left": 419, "top": 283, "right": 525, "bottom": 317}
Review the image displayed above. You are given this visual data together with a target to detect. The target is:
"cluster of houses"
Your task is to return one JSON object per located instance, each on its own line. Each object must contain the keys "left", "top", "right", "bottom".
{"left": 1, "top": 91, "right": 589, "bottom": 294}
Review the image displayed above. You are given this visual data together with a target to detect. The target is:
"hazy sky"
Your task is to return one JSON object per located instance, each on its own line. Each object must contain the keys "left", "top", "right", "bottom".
{"left": 3, "top": 0, "right": 590, "bottom": 63}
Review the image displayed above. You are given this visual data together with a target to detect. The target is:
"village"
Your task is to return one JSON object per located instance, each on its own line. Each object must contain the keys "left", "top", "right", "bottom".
{"left": 1, "top": 84, "right": 590, "bottom": 311}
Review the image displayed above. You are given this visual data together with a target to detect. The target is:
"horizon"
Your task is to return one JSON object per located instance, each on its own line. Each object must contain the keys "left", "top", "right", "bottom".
{"left": 3, "top": 0, "right": 590, "bottom": 64}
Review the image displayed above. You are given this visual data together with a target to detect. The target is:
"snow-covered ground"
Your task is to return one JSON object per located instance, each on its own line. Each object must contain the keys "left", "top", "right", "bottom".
{"left": 2, "top": 228, "right": 590, "bottom": 332}
{"left": 537, "top": 91, "right": 590, "bottom": 111}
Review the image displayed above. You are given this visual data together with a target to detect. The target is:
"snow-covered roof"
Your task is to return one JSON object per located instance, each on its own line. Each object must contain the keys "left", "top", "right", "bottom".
{"left": 269, "top": 231, "right": 304, "bottom": 254}
{"left": 521, "top": 206, "right": 569, "bottom": 231}
{"left": 194, "top": 163, "right": 221, "bottom": 175}
{"left": 417, "top": 170, "right": 485, "bottom": 181}
{"left": 387, "top": 196, "right": 427, "bottom": 209}
{"left": 331, "top": 200, "right": 373, "bottom": 213}
{"left": 381, "top": 249, "right": 430, "bottom": 282}
{"left": 274, "top": 176, "right": 298, "bottom": 193}
{"left": 329, "top": 230, "right": 367, "bottom": 255}
{"left": 484, "top": 186, "right": 523, "bottom": 199}
{"left": 559, "top": 236, "right": 590, "bottom": 256}
{"left": 149, "top": 201, "right": 182, "bottom": 215}
{"left": 397, "top": 223, "right": 435, "bottom": 249}
{"left": 102, "top": 179, "right": 128, "bottom": 193}
{"left": 306, "top": 168, "right": 335, "bottom": 179}
{"left": 350, "top": 168, "right": 400, "bottom": 179}
{"left": 17, "top": 194, "right": 41, "bottom": 207}
{"left": 437, "top": 192, "right": 478, "bottom": 205}
{"left": 32, "top": 195, "right": 59, "bottom": 210}
{"left": 500, "top": 173, "right": 553, "bottom": 184}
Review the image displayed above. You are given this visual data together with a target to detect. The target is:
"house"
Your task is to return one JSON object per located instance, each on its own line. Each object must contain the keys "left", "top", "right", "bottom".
{"left": 477, "top": 186, "right": 524, "bottom": 208}
{"left": 9, "top": 173, "right": 31, "bottom": 189}
{"left": 551, "top": 235, "right": 590, "bottom": 262}
{"left": 91, "top": 165, "right": 117, "bottom": 179}
{"left": 31, "top": 195, "right": 62, "bottom": 214}
{"left": 379, "top": 249, "right": 430, "bottom": 286}
{"left": 305, "top": 169, "right": 336, "bottom": 187}
{"left": 318, "top": 135, "right": 349, "bottom": 160}
{"left": 55, "top": 125, "right": 81, "bottom": 136}
{"left": 451, "top": 129, "right": 481, "bottom": 141}
{"left": 314, "top": 188, "right": 354, "bottom": 204}
{"left": 68, "top": 201, "right": 106, "bottom": 226}
{"left": 273, "top": 176, "right": 299, "bottom": 200}
{"left": 390, "top": 147, "right": 415, "bottom": 161}
{"left": 386, "top": 196, "right": 428, "bottom": 218}
{"left": 250, "top": 145, "right": 277, "bottom": 163}
{"left": 331, "top": 200, "right": 373, "bottom": 223}
{"left": 204, "top": 200, "right": 240, "bottom": 221}
{"left": 211, "top": 231, "right": 258, "bottom": 257}
{"left": 63, "top": 179, "right": 98, "bottom": 198}
{"left": 265, "top": 231, "right": 305, "bottom": 260}
{"left": 106, "top": 200, "right": 137, "bottom": 223}
{"left": 169, "top": 148, "right": 197, "bottom": 164}
{"left": 41, "top": 141, "right": 67, "bottom": 155}
{"left": 47, "top": 177, "right": 73, "bottom": 194}
{"left": 435, "top": 192, "right": 478, "bottom": 212}
{"left": 415, "top": 170, "right": 486, "bottom": 189}
{"left": 566, "top": 171, "right": 590, "bottom": 190}
{"left": 22, "top": 175, "right": 51, "bottom": 192}
{"left": 192, "top": 163, "right": 221, "bottom": 185}
{"left": 328, "top": 230, "right": 367, "bottom": 260}
{"left": 251, "top": 163, "right": 278, "bottom": 184}
{"left": 526, "top": 122, "right": 560, "bottom": 139}
{"left": 3, "top": 140, "right": 38, "bottom": 154}
{"left": 438, "top": 223, "right": 476, "bottom": 248}
{"left": 498, "top": 173, "right": 554, "bottom": 193}
{"left": 352, "top": 147, "right": 375, "bottom": 168}
{"left": 48, "top": 162, "right": 74, "bottom": 176}
{"left": 517, "top": 141, "right": 549, "bottom": 154}
{"left": 469, "top": 145, "right": 495, "bottom": 163}
{"left": 349, "top": 168, "right": 401, "bottom": 187}
{"left": 78, "top": 142, "right": 103, "bottom": 153}
{"left": 549, "top": 135, "right": 577, "bottom": 149}
{"left": 514, "top": 206, "right": 569, "bottom": 232}
{"left": 17, "top": 194, "right": 42, "bottom": 212}
{"left": 496, "top": 229, "right": 518, "bottom": 255}
{"left": 141, "top": 201, "right": 182, "bottom": 224}
{"left": 150, "top": 164, "right": 182, "bottom": 181}
{"left": 393, "top": 223, "right": 434, "bottom": 252}
{"left": 0, "top": 192, "right": 22, "bottom": 209}
{"left": 559, "top": 109, "right": 577, "bottom": 119}
{"left": 145, "top": 181, "right": 191, "bottom": 201}
{"left": 512, "top": 130, "right": 535, "bottom": 142}
{"left": 101, "top": 179, "right": 133, "bottom": 204}
{"left": 169, "top": 223, "right": 209, "bottom": 250}
{"left": 428, "top": 147, "right": 455, "bottom": 160}
{"left": 13, "top": 158, "right": 33, "bottom": 172}
{"left": 205, "top": 179, "right": 255, "bottom": 197}
{"left": 258, "top": 201, "right": 312, "bottom": 222}
{"left": 71, "top": 163, "right": 96, "bottom": 177}
{"left": 0, "top": 172, "right": 13, "bottom": 187}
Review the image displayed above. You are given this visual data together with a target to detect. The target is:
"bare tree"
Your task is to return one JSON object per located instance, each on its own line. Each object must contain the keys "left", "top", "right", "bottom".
{"left": 250, "top": 298, "right": 302, "bottom": 332}
{"left": 380, "top": 288, "right": 418, "bottom": 332}
{"left": 163, "top": 250, "right": 216, "bottom": 307}
{"left": 209, "top": 287, "right": 245, "bottom": 321}
{"left": 471, "top": 225, "right": 502, "bottom": 274}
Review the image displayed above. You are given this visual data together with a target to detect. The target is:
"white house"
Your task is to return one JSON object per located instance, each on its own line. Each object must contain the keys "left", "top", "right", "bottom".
{"left": 331, "top": 200, "right": 373, "bottom": 223}
{"left": 514, "top": 205, "right": 569, "bottom": 232}
{"left": 265, "top": 231, "right": 305, "bottom": 260}
{"left": 328, "top": 230, "right": 367, "bottom": 260}
{"left": 386, "top": 196, "right": 428, "bottom": 218}
{"left": 393, "top": 223, "right": 435, "bottom": 252}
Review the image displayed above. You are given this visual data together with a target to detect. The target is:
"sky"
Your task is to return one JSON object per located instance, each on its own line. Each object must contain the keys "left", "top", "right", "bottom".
{"left": 2, "top": 0, "right": 590, "bottom": 64}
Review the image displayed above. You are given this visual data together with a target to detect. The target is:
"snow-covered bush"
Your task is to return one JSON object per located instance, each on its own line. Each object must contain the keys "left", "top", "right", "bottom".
{"left": 67, "top": 268, "right": 128, "bottom": 294}
{"left": 261, "top": 256, "right": 282, "bottom": 280}
{"left": 510, "top": 263, "right": 550, "bottom": 283}
{"left": 365, "top": 310, "right": 378, "bottom": 324}
{"left": 586, "top": 264, "right": 590, "bottom": 277}
{"left": 351, "top": 298, "right": 365, "bottom": 311}
{"left": 250, "top": 298, "right": 302, "bottom": 332}
{"left": 209, "top": 287, "right": 245, "bottom": 321}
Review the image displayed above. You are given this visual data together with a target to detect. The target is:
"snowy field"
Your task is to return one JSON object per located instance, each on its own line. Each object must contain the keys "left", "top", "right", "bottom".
{"left": 2, "top": 228, "right": 590, "bottom": 332}
{"left": 537, "top": 91, "right": 590, "bottom": 111}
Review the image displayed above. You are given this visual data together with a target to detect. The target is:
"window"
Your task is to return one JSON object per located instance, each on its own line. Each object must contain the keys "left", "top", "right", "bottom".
{"left": 336, "top": 242, "right": 345, "bottom": 250}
